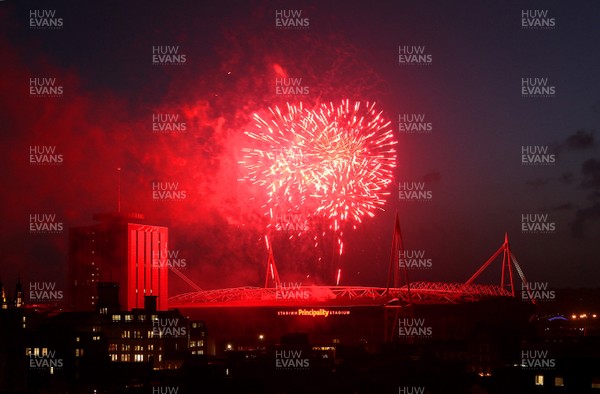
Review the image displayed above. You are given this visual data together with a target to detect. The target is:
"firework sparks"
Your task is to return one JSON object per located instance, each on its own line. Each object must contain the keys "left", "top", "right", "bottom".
{"left": 240, "top": 100, "right": 397, "bottom": 234}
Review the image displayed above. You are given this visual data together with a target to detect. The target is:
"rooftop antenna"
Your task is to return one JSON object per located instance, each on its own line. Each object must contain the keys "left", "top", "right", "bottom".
{"left": 117, "top": 167, "right": 121, "bottom": 213}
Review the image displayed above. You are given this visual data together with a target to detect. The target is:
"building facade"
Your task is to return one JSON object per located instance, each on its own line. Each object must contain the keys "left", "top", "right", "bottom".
{"left": 68, "top": 212, "right": 169, "bottom": 311}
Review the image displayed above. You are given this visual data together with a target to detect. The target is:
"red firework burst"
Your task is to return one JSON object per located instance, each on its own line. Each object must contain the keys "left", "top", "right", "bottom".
{"left": 240, "top": 100, "right": 397, "bottom": 235}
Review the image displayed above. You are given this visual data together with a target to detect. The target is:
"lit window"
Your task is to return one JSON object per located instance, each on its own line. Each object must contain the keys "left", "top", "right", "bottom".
{"left": 93, "top": 336, "right": 100, "bottom": 341}
{"left": 555, "top": 377, "right": 564, "bottom": 387}
{"left": 121, "top": 354, "right": 130, "bottom": 362}
{"left": 41, "top": 348, "right": 48, "bottom": 356}
{"left": 134, "top": 354, "right": 144, "bottom": 362}
{"left": 148, "top": 330, "right": 154, "bottom": 338}
{"left": 535, "top": 375, "right": 544, "bottom": 386}
{"left": 125, "top": 315, "right": 133, "bottom": 322}
{"left": 139, "top": 315, "right": 146, "bottom": 322}
{"left": 134, "top": 345, "right": 143, "bottom": 351}
{"left": 75, "top": 349, "right": 84, "bottom": 357}
{"left": 592, "top": 377, "right": 600, "bottom": 389}
{"left": 121, "top": 344, "right": 130, "bottom": 351}
{"left": 190, "top": 341, "right": 196, "bottom": 347}
{"left": 121, "top": 331, "right": 130, "bottom": 339}
{"left": 108, "top": 344, "right": 117, "bottom": 352}
{"left": 75, "top": 337, "right": 80, "bottom": 342}
{"left": 199, "top": 340, "right": 204, "bottom": 347}
{"left": 112, "top": 315, "right": 121, "bottom": 322}
{"left": 100, "top": 307, "right": 108, "bottom": 314}
{"left": 148, "top": 344, "right": 154, "bottom": 351}
{"left": 110, "top": 354, "right": 118, "bottom": 362}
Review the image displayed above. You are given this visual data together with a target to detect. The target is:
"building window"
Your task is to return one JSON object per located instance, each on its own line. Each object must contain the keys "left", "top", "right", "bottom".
{"left": 121, "top": 354, "right": 130, "bottom": 362}
{"left": 93, "top": 335, "right": 100, "bottom": 341}
{"left": 108, "top": 344, "right": 117, "bottom": 352}
{"left": 555, "top": 377, "right": 564, "bottom": 387}
{"left": 147, "top": 344, "right": 154, "bottom": 351}
{"left": 75, "top": 349, "right": 83, "bottom": 357}
{"left": 592, "top": 377, "right": 600, "bottom": 389}
{"left": 110, "top": 354, "right": 118, "bottom": 362}
{"left": 148, "top": 330, "right": 154, "bottom": 338}
{"left": 125, "top": 315, "right": 133, "bottom": 322}
{"left": 75, "top": 337, "right": 80, "bottom": 342}
{"left": 139, "top": 315, "right": 146, "bottom": 322}
{"left": 133, "top": 330, "right": 142, "bottom": 338}
{"left": 122, "top": 331, "right": 130, "bottom": 339}
{"left": 100, "top": 307, "right": 108, "bottom": 315}
{"left": 190, "top": 341, "right": 196, "bottom": 347}
{"left": 535, "top": 375, "right": 544, "bottom": 386}
{"left": 121, "top": 344, "right": 130, "bottom": 351}
{"left": 134, "top": 354, "right": 144, "bottom": 362}
{"left": 134, "top": 345, "right": 143, "bottom": 351}
{"left": 41, "top": 348, "right": 48, "bottom": 356}
{"left": 199, "top": 340, "right": 204, "bottom": 347}
{"left": 112, "top": 315, "right": 121, "bottom": 322}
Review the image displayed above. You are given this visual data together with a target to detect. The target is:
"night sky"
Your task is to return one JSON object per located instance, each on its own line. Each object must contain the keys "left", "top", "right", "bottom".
{"left": 1, "top": 0, "right": 599, "bottom": 298}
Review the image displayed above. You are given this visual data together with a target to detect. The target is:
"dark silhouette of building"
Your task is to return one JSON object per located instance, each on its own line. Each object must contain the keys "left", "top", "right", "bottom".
{"left": 20, "top": 282, "right": 206, "bottom": 392}
{"left": 68, "top": 212, "right": 169, "bottom": 311}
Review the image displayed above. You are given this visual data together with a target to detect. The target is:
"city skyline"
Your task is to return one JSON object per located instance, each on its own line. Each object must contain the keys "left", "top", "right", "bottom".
{"left": 1, "top": 1, "right": 599, "bottom": 298}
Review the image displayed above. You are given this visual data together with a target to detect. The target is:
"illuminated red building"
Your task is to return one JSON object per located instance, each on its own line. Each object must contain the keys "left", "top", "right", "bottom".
{"left": 68, "top": 212, "right": 169, "bottom": 311}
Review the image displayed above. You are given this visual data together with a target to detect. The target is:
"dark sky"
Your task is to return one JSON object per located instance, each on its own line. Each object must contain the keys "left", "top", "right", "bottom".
{"left": 1, "top": 0, "right": 599, "bottom": 297}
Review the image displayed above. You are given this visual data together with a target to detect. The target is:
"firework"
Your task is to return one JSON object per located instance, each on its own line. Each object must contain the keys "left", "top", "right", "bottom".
{"left": 240, "top": 100, "right": 397, "bottom": 235}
